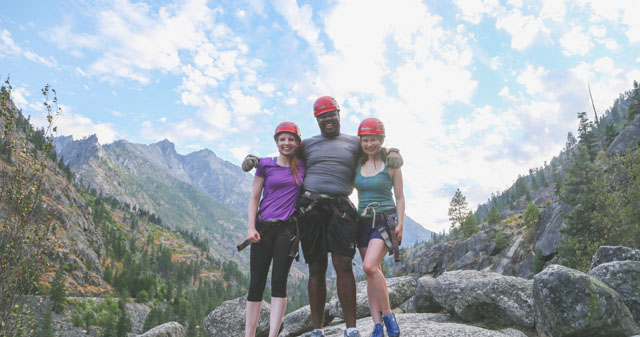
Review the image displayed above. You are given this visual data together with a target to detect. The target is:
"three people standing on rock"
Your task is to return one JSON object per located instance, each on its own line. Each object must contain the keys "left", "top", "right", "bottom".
{"left": 241, "top": 96, "right": 404, "bottom": 337}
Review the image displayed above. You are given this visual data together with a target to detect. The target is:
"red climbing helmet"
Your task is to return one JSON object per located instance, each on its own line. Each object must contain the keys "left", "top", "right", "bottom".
{"left": 358, "top": 118, "right": 385, "bottom": 137}
{"left": 313, "top": 96, "right": 340, "bottom": 117}
{"left": 274, "top": 121, "right": 301, "bottom": 141}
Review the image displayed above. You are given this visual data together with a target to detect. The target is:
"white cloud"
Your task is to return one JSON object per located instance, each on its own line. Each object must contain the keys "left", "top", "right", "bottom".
{"left": 540, "top": 0, "right": 566, "bottom": 22}
{"left": 589, "top": 25, "right": 607, "bottom": 38}
{"left": 47, "top": 110, "right": 118, "bottom": 144}
{"left": 0, "top": 28, "right": 57, "bottom": 68}
{"left": 453, "top": 0, "right": 499, "bottom": 24}
{"left": 258, "top": 83, "right": 276, "bottom": 94}
{"left": 559, "top": 25, "right": 593, "bottom": 56}
{"left": 507, "top": 0, "right": 523, "bottom": 8}
{"left": 230, "top": 90, "right": 261, "bottom": 116}
{"left": 582, "top": 0, "right": 640, "bottom": 43}
{"left": 499, "top": 86, "right": 516, "bottom": 101}
{"left": 601, "top": 39, "right": 618, "bottom": 50}
{"left": 285, "top": 97, "right": 297, "bottom": 105}
{"left": 229, "top": 145, "right": 251, "bottom": 161}
{"left": 517, "top": 64, "right": 548, "bottom": 96}
{"left": 490, "top": 56, "right": 502, "bottom": 71}
{"left": 273, "top": 0, "right": 323, "bottom": 52}
{"left": 0, "top": 29, "right": 21, "bottom": 56}
{"left": 495, "top": 8, "right": 549, "bottom": 50}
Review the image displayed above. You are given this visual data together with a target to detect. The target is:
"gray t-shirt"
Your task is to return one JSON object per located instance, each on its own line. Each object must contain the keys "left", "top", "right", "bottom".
{"left": 302, "top": 133, "right": 360, "bottom": 196}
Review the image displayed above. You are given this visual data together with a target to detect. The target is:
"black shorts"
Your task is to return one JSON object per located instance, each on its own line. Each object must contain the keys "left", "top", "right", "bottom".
{"left": 297, "top": 195, "right": 358, "bottom": 263}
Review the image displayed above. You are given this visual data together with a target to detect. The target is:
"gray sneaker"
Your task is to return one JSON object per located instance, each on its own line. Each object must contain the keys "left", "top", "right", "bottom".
{"left": 310, "top": 329, "right": 325, "bottom": 337}
{"left": 344, "top": 329, "right": 361, "bottom": 337}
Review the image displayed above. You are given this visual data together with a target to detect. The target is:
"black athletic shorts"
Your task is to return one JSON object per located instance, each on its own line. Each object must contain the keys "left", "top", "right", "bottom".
{"left": 297, "top": 194, "right": 358, "bottom": 263}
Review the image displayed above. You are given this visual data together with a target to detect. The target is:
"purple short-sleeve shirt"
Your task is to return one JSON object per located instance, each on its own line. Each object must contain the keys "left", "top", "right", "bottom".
{"left": 255, "top": 157, "right": 305, "bottom": 221}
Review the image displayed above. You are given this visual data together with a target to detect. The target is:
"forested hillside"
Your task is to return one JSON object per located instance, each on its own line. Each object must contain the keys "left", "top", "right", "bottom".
{"left": 446, "top": 80, "right": 640, "bottom": 272}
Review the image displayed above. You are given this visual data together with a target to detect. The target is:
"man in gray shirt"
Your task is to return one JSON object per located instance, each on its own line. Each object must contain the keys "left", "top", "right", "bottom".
{"left": 243, "top": 96, "right": 402, "bottom": 337}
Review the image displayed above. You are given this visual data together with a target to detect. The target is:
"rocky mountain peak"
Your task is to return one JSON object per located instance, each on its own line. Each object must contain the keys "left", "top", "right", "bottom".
{"left": 151, "top": 138, "right": 177, "bottom": 156}
{"left": 54, "top": 134, "right": 102, "bottom": 169}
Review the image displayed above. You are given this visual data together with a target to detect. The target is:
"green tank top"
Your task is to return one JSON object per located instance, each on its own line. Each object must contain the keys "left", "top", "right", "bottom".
{"left": 353, "top": 161, "right": 395, "bottom": 215}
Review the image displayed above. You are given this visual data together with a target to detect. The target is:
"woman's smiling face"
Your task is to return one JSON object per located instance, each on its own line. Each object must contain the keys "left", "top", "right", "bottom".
{"left": 276, "top": 132, "right": 299, "bottom": 156}
{"left": 360, "top": 135, "right": 383, "bottom": 156}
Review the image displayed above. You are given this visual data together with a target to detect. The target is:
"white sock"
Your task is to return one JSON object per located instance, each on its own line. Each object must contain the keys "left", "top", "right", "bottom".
{"left": 312, "top": 329, "right": 324, "bottom": 334}
{"left": 346, "top": 327, "right": 359, "bottom": 333}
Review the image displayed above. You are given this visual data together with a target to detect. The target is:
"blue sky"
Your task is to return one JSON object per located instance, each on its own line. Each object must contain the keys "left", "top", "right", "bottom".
{"left": 2, "top": 0, "right": 639, "bottom": 233}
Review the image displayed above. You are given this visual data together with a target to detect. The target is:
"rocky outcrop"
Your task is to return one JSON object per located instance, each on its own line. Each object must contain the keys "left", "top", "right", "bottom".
{"left": 126, "top": 302, "right": 151, "bottom": 334}
{"left": 588, "top": 260, "right": 640, "bottom": 321}
{"left": 590, "top": 245, "right": 640, "bottom": 269}
{"left": 534, "top": 199, "right": 570, "bottom": 258}
{"left": 405, "top": 230, "right": 496, "bottom": 276}
{"left": 139, "top": 321, "right": 185, "bottom": 337}
{"left": 533, "top": 264, "right": 639, "bottom": 337}
{"left": 203, "top": 297, "right": 270, "bottom": 337}
{"left": 432, "top": 270, "right": 534, "bottom": 329}
{"left": 301, "top": 313, "right": 525, "bottom": 337}
{"left": 606, "top": 113, "right": 640, "bottom": 157}
{"left": 327, "top": 276, "right": 415, "bottom": 319}
{"left": 278, "top": 305, "right": 332, "bottom": 337}
{"left": 413, "top": 275, "right": 442, "bottom": 313}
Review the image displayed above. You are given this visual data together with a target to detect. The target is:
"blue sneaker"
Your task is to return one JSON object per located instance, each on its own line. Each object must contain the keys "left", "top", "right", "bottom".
{"left": 382, "top": 313, "right": 400, "bottom": 337}
{"left": 370, "top": 323, "right": 384, "bottom": 337}
{"left": 311, "top": 329, "right": 325, "bottom": 337}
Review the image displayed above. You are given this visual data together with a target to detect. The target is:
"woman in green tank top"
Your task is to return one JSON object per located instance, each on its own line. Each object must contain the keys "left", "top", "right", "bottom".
{"left": 354, "top": 118, "right": 404, "bottom": 337}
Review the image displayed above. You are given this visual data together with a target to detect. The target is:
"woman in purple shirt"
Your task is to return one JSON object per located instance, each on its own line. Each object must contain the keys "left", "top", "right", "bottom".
{"left": 244, "top": 122, "right": 306, "bottom": 337}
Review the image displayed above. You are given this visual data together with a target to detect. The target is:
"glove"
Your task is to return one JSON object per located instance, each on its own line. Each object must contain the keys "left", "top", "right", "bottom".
{"left": 242, "top": 154, "right": 259, "bottom": 172}
{"left": 386, "top": 148, "right": 403, "bottom": 169}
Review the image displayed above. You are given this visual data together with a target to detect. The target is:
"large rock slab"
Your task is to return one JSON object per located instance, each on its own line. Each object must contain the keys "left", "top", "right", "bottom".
{"left": 432, "top": 270, "right": 534, "bottom": 329}
{"left": 606, "top": 113, "right": 640, "bottom": 157}
{"left": 533, "top": 264, "right": 639, "bottom": 337}
{"left": 534, "top": 200, "right": 570, "bottom": 258}
{"left": 204, "top": 297, "right": 270, "bottom": 337}
{"left": 414, "top": 275, "right": 442, "bottom": 313}
{"left": 126, "top": 302, "right": 151, "bottom": 334}
{"left": 327, "top": 276, "right": 415, "bottom": 319}
{"left": 299, "top": 313, "right": 521, "bottom": 337}
{"left": 278, "top": 304, "right": 333, "bottom": 337}
{"left": 590, "top": 246, "right": 640, "bottom": 269}
{"left": 588, "top": 260, "right": 640, "bottom": 321}
{"left": 140, "top": 321, "right": 185, "bottom": 337}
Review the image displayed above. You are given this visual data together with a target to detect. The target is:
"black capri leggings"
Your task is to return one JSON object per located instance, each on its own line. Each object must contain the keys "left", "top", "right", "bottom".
{"left": 247, "top": 220, "right": 295, "bottom": 302}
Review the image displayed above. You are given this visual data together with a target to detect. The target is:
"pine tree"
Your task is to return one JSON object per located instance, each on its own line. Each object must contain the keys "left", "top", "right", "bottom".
{"left": 461, "top": 212, "right": 479, "bottom": 238}
{"left": 448, "top": 188, "right": 468, "bottom": 229}
{"left": 626, "top": 81, "right": 640, "bottom": 123}
{"left": 604, "top": 123, "right": 618, "bottom": 147}
{"left": 565, "top": 132, "right": 577, "bottom": 152}
{"left": 50, "top": 268, "right": 67, "bottom": 314}
{"left": 536, "top": 168, "right": 549, "bottom": 188}
{"left": 558, "top": 145, "right": 605, "bottom": 270}
{"left": 514, "top": 175, "right": 527, "bottom": 197}
{"left": 37, "top": 306, "right": 54, "bottom": 337}
{"left": 523, "top": 201, "right": 541, "bottom": 242}
{"left": 487, "top": 205, "right": 500, "bottom": 226}
{"left": 577, "top": 111, "right": 597, "bottom": 160}
{"left": 116, "top": 300, "right": 132, "bottom": 337}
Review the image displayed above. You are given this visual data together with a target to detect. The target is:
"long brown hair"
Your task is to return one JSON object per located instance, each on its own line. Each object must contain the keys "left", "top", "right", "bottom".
{"left": 290, "top": 139, "right": 303, "bottom": 185}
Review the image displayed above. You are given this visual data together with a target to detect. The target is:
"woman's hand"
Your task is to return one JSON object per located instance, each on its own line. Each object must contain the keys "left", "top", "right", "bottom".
{"left": 247, "top": 228, "right": 261, "bottom": 243}
{"left": 395, "top": 225, "right": 403, "bottom": 246}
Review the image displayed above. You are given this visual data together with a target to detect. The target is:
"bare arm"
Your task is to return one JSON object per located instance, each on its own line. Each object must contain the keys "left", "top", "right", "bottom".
{"left": 390, "top": 167, "right": 405, "bottom": 244}
{"left": 247, "top": 175, "right": 265, "bottom": 243}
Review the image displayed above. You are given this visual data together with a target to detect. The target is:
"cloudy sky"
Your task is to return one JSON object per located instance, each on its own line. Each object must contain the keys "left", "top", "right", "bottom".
{"left": 2, "top": 0, "right": 639, "bottom": 233}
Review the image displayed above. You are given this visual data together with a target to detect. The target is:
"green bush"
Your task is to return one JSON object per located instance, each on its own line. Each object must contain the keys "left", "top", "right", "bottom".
{"left": 493, "top": 232, "right": 509, "bottom": 252}
{"left": 533, "top": 249, "right": 545, "bottom": 274}
{"left": 135, "top": 290, "right": 149, "bottom": 303}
